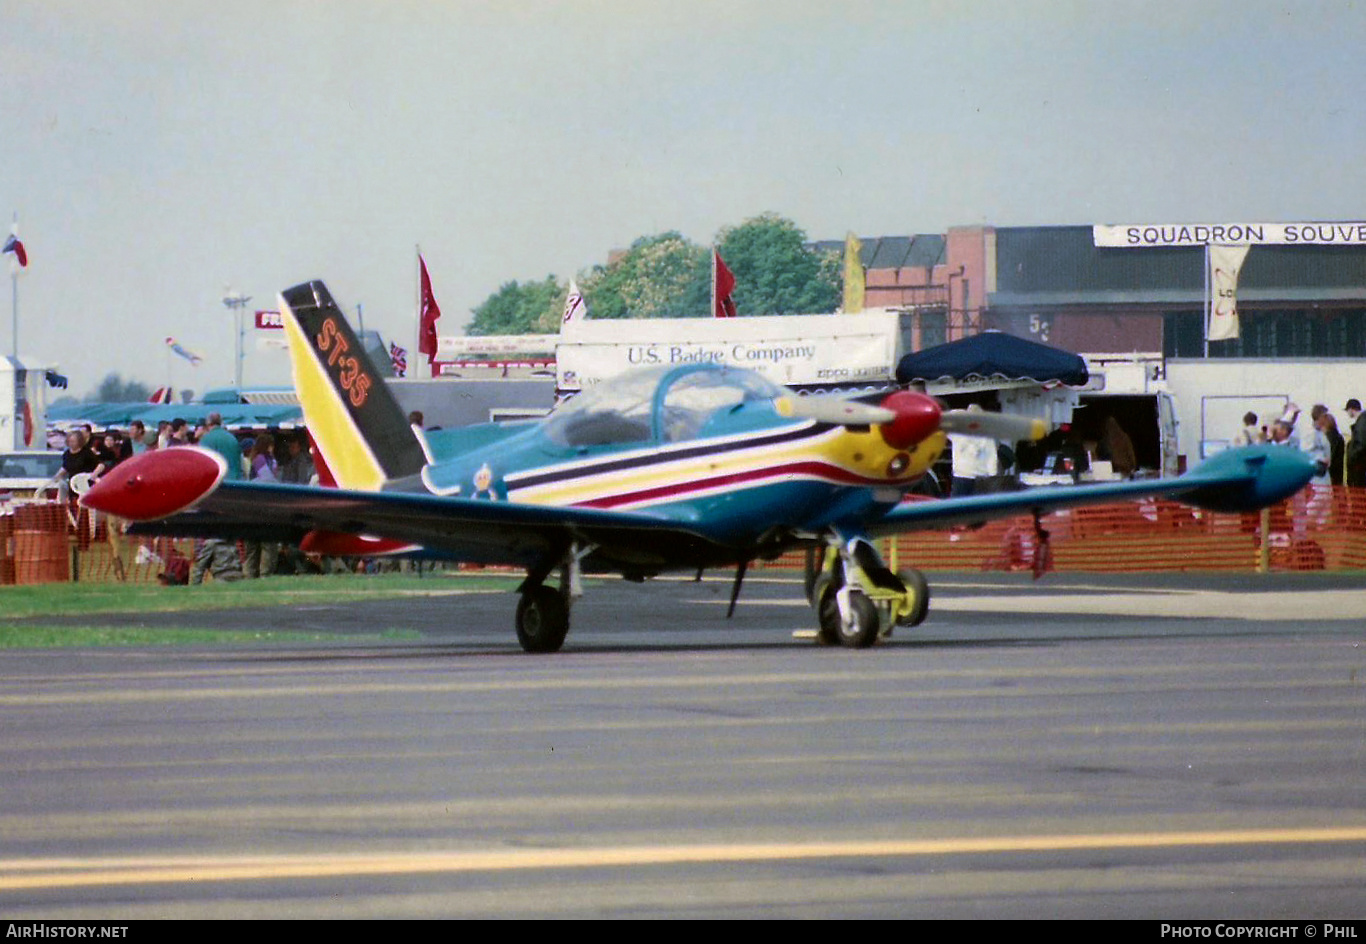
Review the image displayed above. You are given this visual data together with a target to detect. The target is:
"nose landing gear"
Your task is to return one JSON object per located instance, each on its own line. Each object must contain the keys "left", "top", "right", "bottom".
{"left": 808, "top": 536, "right": 930, "bottom": 648}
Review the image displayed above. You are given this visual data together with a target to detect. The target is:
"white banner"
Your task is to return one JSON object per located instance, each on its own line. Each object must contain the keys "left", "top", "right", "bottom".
{"left": 436, "top": 334, "right": 559, "bottom": 358}
{"left": 1094, "top": 222, "right": 1366, "bottom": 247}
{"left": 555, "top": 311, "right": 901, "bottom": 390}
{"left": 1208, "top": 244, "right": 1251, "bottom": 342}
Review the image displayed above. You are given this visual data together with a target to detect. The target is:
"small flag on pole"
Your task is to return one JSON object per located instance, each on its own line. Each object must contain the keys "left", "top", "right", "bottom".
{"left": 712, "top": 250, "right": 737, "bottom": 318}
{"left": 165, "top": 337, "right": 203, "bottom": 366}
{"left": 390, "top": 341, "right": 408, "bottom": 378}
{"left": 418, "top": 254, "right": 442, "bottom": 367}
{"left": 2, "top": 230, "right": 26, "bottom": 268}
{"left": 562, "top": 278, "right": 588, "bottom": 325}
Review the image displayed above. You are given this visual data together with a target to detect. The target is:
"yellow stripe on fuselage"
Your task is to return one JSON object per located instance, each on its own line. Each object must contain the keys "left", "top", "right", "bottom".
{"left": 509, "top": 425, "right": 947, "bottom": 509}
{"left": 281, "top": 301, "right": 387, "bottom": 492}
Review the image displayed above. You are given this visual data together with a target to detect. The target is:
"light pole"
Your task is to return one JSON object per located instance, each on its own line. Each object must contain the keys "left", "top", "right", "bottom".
{"left": 222, "top": 289, "right": 251, "bottom": 391}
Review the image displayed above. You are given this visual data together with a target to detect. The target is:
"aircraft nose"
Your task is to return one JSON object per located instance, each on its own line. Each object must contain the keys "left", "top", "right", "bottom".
{"left": 878, "top": 391, "right": 942, "bottom": 449}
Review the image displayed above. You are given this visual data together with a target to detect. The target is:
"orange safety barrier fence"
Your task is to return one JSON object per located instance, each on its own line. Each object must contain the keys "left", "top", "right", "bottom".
{"left": 754, "top": 485, "right": 1366, "bottom": 575}
{"left": 1, "top": 500, "right": 198, "bottom": 586}
{"left": 5, "top": 487, "right": 1366, "bottom": 586}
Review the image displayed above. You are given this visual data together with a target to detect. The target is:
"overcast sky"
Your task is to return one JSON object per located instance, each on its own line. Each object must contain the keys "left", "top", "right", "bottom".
{"left": 3, "top": 0, "right": 1365, "bottom": 395}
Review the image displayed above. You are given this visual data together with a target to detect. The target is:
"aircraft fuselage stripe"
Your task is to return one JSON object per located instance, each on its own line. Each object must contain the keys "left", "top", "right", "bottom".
{"left": 576, "top": 460, "right": 888, "bottom": 510}
{"left": 504, "top": 422, "right": 831, "bottom": 491}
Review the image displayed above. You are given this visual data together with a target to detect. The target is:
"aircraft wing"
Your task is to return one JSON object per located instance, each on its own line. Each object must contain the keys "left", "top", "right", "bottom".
{"left": 870, "top": 445, "right": 1316, "bottom": 536}
{"left": 129, "top": 479, "right": 716, "bottom": 561}
{"left": 89, "top": 446, "right": 727, "bottom": 572}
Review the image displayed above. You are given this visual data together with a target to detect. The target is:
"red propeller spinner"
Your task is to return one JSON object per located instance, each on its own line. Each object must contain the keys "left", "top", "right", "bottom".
{"left": 877, "top": 391, "right": 943, "bottom": 449}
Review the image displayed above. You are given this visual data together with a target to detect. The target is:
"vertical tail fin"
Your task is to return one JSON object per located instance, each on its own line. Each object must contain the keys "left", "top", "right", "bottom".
{"left": 279, "top": 281, "right": 427, "bottom": 491}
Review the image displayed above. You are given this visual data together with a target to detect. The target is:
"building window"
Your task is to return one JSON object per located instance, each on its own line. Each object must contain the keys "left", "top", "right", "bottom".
{"left": 1165, "top": 308, "right": 1366, "bottom": 358}
{"left": 919, "top": 309, "right": 947, "bottom": 349}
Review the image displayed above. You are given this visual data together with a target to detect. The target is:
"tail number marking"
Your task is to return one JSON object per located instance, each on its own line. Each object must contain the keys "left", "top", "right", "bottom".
{"left": 316, "top": 317, "right": 373, "bottom": 408}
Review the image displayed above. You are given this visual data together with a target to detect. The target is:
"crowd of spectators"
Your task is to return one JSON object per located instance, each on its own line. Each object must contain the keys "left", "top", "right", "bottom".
{"left": 1234, "top": 399, "right": 1363, "bottom": 487}
{"left": 49, "top": 412, "right": 321, "bottom": 583}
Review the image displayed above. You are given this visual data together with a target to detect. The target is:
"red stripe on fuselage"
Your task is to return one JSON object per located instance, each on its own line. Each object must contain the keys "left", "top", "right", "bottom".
{"left": 569, "top": 460, "right": 889, "bottom": 510}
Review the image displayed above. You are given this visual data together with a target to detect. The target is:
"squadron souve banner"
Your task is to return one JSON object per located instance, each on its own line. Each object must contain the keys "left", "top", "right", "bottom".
{"left": 1094, "top": 222, "right": 1366, "bottom": 247}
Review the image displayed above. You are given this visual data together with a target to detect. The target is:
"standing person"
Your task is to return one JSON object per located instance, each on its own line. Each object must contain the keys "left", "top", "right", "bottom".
{"left": 190, "top": 413, "right": 244, "bottom": 583}
{"left": 279, "top": 433, "right": 316, "bottom": 485}
{"left": 275, "top": 433, "right": 320, "bottom": 575}
{"left": 1346, "top": 399, "right": 1366, "bottom": 489}
{"left": 1305, "top": 407, "right": 1332, "bottom": 485}
{"left": 1268, "top": 419, "right": 1297, "bottom": 447}
{"left": 948, "top": 405, "right": 998, "bottom": 496}
{"left": 128, "top": 420, "right": 149, "bottom": 454}
{"left": 168, "top": 418, "right": 191, "bottom": 446}
{"left": 1232, "top": 412, "right": 1262, "bottom": 447}
{"left": 1317, "top": 410, "right": 1345, "bottom": 487}
{"left": 242, "top": 433, "right": 279, "bottom": 579}
{"left": 93, "top": 430, "right": 131, "bottom": 582}
{"left": 55, "top": 430, "right": 100, "bottom": 507}
{"left": 1101, "top": 416, "right": 1137, "bottom": 478}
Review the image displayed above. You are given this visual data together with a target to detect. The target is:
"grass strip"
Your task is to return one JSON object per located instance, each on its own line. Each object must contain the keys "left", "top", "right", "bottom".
{"left": 0, "top": 572, "right": 520, "bottom": 620}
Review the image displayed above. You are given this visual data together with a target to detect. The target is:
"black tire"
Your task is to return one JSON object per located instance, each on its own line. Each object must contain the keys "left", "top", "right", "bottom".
{"left": 814, "top": 578, "right": 841, "bottom": 646}
{"left": 515, "top": 586, "right": 570, "bottom": 653}
{"left": 836, "top": 590, "right": 880, "bottom": 649}
{"left": 895, "top": 568, "right": 931, "bottom": 627}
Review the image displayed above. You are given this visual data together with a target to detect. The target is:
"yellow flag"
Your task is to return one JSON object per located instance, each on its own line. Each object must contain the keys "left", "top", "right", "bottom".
{"left": 842, "top": 232, "right": 865, "bottom": 313}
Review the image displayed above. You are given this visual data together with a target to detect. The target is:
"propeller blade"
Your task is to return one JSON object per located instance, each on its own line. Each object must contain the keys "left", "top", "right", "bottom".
{"left": 784, "top": 394, "right": 896, "bottom": 426}
{"left": 941, "top": 410, "right": 1048, "bottom": 442}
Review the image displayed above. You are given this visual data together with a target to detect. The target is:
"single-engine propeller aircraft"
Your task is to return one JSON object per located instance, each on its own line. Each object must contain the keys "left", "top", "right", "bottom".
{"left": 83, "top": 281, "right": 1316, "bottom": 653}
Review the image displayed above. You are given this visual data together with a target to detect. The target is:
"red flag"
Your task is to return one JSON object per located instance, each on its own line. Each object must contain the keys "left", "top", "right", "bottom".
{"left": 418, "top": 254, "right": 442, "bottom": 365}
{"left": 2, "top": 233, "right": 26, "bottom": 268}
{"left": 712, "top": 249, "right": 736, "bottom": 318}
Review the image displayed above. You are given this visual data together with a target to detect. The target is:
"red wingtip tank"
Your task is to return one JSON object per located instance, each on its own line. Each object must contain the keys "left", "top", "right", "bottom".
{"left": 79, "top": 447, "right": 227, "bottom": 521}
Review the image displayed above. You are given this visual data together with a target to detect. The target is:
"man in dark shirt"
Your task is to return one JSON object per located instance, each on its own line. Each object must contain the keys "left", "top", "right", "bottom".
{"left": 1346, "top": 399, "right": 1366, "bottom": 489}
{"left": 59, "top": 430, "right": 100, "bottom": 481}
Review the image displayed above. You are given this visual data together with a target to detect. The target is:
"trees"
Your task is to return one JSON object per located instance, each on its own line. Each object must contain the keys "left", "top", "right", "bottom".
{"left": 467, "top": 276, "right": 564, "bottom": 336}
{"left": 715, "top": 213, "right": 841, "bottom": 316}
{"left": 466, "top": 214, "right": 842, "bottom": 334}
{"left": 580, "top": 232, "right": 709, "bottom": 321}
{"left": 89, "top": 373, "right": 152, "bottom": 403}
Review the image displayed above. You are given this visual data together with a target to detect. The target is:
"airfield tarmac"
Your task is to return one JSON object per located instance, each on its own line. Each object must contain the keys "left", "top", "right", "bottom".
{"left": 0, "top": 571, "right": 1363, "bottom": 919}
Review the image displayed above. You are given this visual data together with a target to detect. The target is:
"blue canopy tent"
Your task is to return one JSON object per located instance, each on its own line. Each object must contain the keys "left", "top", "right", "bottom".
{"left": 896, "top": 330, "right": 1089, "bottom": 387}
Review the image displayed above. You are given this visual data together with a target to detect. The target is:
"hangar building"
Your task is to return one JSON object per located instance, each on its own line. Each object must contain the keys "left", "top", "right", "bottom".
{"left": 830, "top": 224, "right": 1366, "bottom": 468}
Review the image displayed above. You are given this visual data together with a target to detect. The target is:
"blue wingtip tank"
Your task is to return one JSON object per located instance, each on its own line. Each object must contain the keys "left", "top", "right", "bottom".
{"left": 1177, "top": 445, "right": 1318, "bottom": 513}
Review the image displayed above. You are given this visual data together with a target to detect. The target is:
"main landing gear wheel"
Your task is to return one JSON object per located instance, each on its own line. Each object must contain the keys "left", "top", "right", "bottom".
{"left": 895, "top": 568, "right": 930, "bottom": 628}
{"left": 515, "top": 586, "right": 570, "bottom": 653}
{"left": 816, "top": 583, "right": 879, "bottom": 649}
{"left": 835, "top": 589, "right": 880, "bottom": 648}
{"left": 814, "top": 578, "right": 841, "bottom": 646}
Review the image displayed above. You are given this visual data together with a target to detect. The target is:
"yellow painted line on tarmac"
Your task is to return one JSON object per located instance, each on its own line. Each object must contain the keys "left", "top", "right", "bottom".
{"left": 2, "top": 827, "right": 1365, "bottom": 892}
{"left": 719, "top": 588, "right": 1366, "bottom": 621}
{"left": 0, "top": 654, "right": 1354, "bottom": 708}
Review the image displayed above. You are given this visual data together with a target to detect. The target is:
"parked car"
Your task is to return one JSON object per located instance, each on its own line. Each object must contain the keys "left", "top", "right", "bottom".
{"left": 0, "top": 451, "right": 64, "bottom": 501}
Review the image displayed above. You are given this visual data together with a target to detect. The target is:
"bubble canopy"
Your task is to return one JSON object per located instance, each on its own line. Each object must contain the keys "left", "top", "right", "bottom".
{"left": 544, "top": 364, "right": 785, "bottom": 448}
